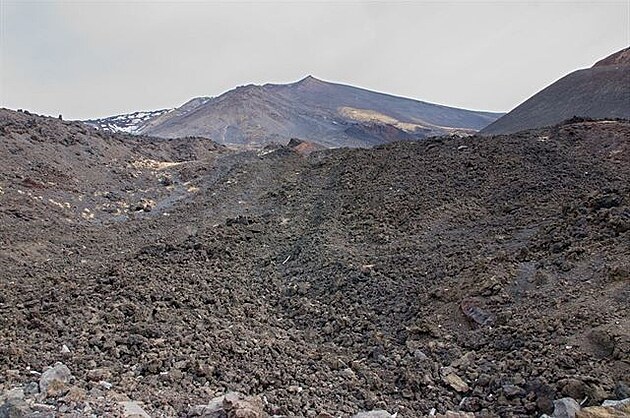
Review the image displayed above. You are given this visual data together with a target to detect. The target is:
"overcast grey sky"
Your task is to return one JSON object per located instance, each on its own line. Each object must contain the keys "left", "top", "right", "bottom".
{"left": 1, "top": 0, "right": 628, "bottom": 120}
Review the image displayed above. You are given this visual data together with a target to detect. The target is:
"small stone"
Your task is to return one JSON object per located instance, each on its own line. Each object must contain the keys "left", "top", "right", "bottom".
{"left": 340, "top": 368, "right": 356, "bottom": 379}
{"left": 61, "top": 345, "right": 71, "bottom": 354}
{"left": 414, "top": 350, "right": 429, "bottom": 361}
{"left": 614, "top": 383, "right": 630, "bottom": 399}
{"left": 588, "top": 384, "right": 611, "bottom": 405}
{"left": 502, "top": 384, "right": 526, "bottom": 398}
{"left": 222, "top": 392, "right": 264, "bottom": 417}
{"left": 602, "top": 398, "right": 630, "bottom": 408}
{"left": 62, "top": 386, "right": 87, "bottom": 403}
{"left": 99, "top": 381, "right": 113, "bottom": 390}
{"left": 233, "top": 411, "right": 259, "bottom": 418}
{"left": 30, "top": 403, "right": 56, "bottom": 413}
{"left": 476, "top": 374, "right": 491, "bottom": 387}
{"left": 0, "top": 398, "right": 32, "bottom": 418}
{"left": 45, "top": 380, "right": 69, "bottom": 398}
{"left": 23, "top": 383, "right": 39, "bottom": 396}
{"left": 287, "top": 385, "right": 303, "bottom": 394}
{"left": 513, "top": 373, "right": 526, "bottom": 386}
{"left": 190, "top": 392, "right": 264, "bottom": 418}
{"left": 4, "top": 388, "right": 24, "bottom": 401}
{"left": 459, "top": 396, "right": 482, "bottom": 412}
{"left": 352, "top": 411, "right": 393, "bottom": 418}
{"left": 576, "top": 405, "right": 630, "bottom": 418}
{"left": 460, "top": 299, "right": 495, "bottom": 326}
{"left": 297, "top": 282, "right": 311, "bottom": 295}
{"left": 4, "top": 371, "right": 19, "bottom": 380}
{"left": 89, "top": 387, "right": 105, "bottom": 399}
{"left": 443, "top": 373, "right": 470, "bottom": 393}
{"left": 119, "top": 401, "right": 151, "bottom": 418}
{"left": 451, "top": 352, "right": 475, "bottom": 369}
{"left": 533, "top": 381, "right": 555, "bottom": 414}
{"left": 423, "top": 373, "right": 434, "bottom": 385}
{"left": 553, "top": 397, "right": 581, "bottom": 418}
{"left": 561, "top": 379, "right": 588, "bottom": 400}
{"left": 86, "top": 368, "right": 112, "bottom": 382}
{"left": 169, "top": 369, "right": 183, "bottom": 381}
{"left": 109, "top": 392, "right": 131, "bottom": 402}
{"left": 188, "top": 402, "right": 223, "bottom": 417}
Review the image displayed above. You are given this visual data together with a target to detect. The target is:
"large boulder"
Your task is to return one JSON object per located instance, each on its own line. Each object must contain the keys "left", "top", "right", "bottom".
{"left": 39, "top": 362, "right": 73, "bottom": 398}
{"left": 552, "top": 398, "right": 581, "bottom": 418}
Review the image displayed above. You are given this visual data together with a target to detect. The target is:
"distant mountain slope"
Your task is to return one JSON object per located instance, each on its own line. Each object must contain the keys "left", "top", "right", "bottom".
{"left": 88, "top": 77, "right": 502, "bottom": 148}
{"left": 0, "top": 108, "right": 225, "bottom": 225}
{"left": 84, "top": 109, "right": 170, "bottom": 134}
{"left": 593, "top": 46, "right": 630, "bottom": 67}
{"left": 481, "top": 47, "right": 630, "bottom": 135}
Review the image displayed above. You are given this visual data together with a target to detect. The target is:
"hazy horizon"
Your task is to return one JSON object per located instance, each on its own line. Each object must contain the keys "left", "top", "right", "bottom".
{"left": 1, "top": 0, "right": 628, "bottom": 120}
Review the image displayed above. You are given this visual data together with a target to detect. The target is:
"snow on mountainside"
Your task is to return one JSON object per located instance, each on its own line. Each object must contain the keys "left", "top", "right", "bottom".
{"left": 84, "top": 109, "right": 171, "bottom": 134}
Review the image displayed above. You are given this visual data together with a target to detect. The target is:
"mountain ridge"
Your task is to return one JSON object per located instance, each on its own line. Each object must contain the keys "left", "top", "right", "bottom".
{"left": 85, "top": 76, "right": 503, "bottom": 147}
{"left": 481, "top": 47, "right": 630, "bottom": 135}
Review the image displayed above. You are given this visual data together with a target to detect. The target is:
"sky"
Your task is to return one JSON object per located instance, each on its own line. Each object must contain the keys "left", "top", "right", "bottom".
{"left": 1, "top": 0, "right": 628, "bottom": 120}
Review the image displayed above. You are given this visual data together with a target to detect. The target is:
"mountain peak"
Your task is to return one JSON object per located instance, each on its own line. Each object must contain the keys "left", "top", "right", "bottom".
{"left": 295, "top": 75, "right": 326, "bottom": 86}
{"left": 299, "top": 75, "right": 319, "bottom": 81}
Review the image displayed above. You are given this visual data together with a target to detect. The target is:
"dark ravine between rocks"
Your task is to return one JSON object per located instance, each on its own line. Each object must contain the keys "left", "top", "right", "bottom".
{"left": 0, "top": 109, "right": 629, "bottom": 417}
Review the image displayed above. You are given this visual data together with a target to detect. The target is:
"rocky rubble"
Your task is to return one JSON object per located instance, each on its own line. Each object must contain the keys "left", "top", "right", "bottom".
{"left": 0, "top": 361, "right": 148, "bottom": 417}
{"left": 541, "top": 396, "right": 630, "bottom": 418}
{"left": 1, "top": 112, "right": 629, "bottom": 417}
{"left": 0, "top": 365, "right": 401, "bottom": 418}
